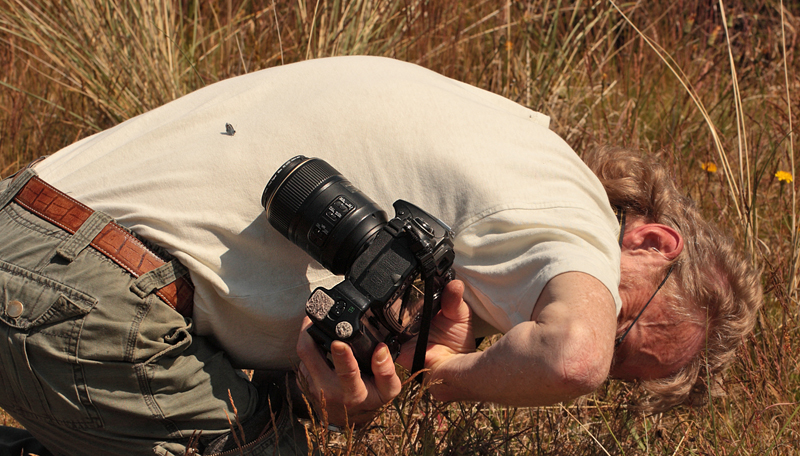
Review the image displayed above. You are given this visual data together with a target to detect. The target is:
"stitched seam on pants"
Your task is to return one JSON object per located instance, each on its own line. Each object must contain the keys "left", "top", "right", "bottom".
{"left": 0, "top": 330, "right": 24, "bottom": 411}
{"left": 0, "top": 261, "right": 100, "bottom": 427}
{"left": 22, "top": 334, "right": 50, "bottom": 412}
{"left": 0, "top": 260, "right": 96, "bottom": 311}
{"left": 14, "top": 334, "right": 98, "bottom": 427}
{"left": 68, "top": 305, "right": 103, "bottom": 426}
{"left": 73, "top": 362, "right": 103, "bottom": 426}
{"left": 135, "top": 362, "right": 182, "bottom": 437}
{"left": 4, "top": 204, "right": 65, "bottom": 238}
{"left": 124, "top": 295, "right": 152, "bottom": 363}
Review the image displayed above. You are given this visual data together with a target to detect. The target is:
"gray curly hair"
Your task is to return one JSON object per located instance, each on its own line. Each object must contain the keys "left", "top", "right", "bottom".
{"left": 583, "top": 146, "right": 763, "bottom": 413}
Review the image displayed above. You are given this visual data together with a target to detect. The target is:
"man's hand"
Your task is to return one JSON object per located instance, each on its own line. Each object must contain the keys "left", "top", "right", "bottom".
{"left": 296, "top": 320, "right": 402, "bottom": 427}
{"left": 397, "top": 280, "right": 476, "bottom": 388}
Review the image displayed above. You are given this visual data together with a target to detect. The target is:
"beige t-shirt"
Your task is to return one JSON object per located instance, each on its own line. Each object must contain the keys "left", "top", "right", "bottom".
{"left": 35, "top": 56, "right": 621, "bottom": 369}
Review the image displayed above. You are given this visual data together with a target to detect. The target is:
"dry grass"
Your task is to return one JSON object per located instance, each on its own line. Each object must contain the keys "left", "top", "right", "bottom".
{"left": 1, "top": 0, "right": 799, "bottom": 454}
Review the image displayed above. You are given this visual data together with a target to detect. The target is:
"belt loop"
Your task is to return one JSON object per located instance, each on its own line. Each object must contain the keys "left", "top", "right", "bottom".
{"left": 131, "top": 259, "right": 189, "bottom": 298}
{"left": 0, "top": 168, "right": 37, "bottom": 210}
{"left": 56, "top": 211, "right": 114, "bottom": 262}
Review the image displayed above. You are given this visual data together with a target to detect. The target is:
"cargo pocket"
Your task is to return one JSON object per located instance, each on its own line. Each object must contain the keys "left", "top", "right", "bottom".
{"left": 138, "top": 322, "right": 259, "bottom": 441}
{"left": 0, "top": 259, "right": 101, "bottom": 428}
{"left": 132, "top": 322, "right": 195, "bottom": 428}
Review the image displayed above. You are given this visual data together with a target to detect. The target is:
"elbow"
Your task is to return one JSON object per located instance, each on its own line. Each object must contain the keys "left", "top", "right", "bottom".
{"left": 560, "top": 356, "right": 610, "bottom": 396}
{"left": 556, "top": 325, "right": 613, "bottom": 396}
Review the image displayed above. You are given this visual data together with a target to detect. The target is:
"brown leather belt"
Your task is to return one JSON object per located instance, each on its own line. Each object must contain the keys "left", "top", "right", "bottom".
{"left": 12, "top": 176, "right": 194, "bottom": 317}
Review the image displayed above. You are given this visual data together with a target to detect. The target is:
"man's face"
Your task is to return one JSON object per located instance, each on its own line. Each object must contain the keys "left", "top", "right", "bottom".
{"left": 611, "top": 289, "right": 704, "bottom": 381}
{"left": 613, "top": 220, "right": 701, "bottom": 381}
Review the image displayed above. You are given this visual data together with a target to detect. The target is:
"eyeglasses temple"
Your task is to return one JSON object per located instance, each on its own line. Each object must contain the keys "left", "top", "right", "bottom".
{"left": 615, "top": 264, "right": 675, "bottom": 348}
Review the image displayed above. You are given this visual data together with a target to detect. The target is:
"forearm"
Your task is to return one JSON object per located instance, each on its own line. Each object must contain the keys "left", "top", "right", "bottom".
{"left": 428, "top": 318, "right": 613, "bottom": 406}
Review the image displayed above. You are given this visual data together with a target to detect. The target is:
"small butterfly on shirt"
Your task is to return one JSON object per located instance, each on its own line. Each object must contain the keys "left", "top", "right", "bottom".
{"left": 223, "top": 123, "right": 236, "bottom": 136}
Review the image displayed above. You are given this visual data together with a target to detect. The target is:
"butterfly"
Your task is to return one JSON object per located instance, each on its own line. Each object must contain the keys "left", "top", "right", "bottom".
{"left": 225, "top": 123, "right": 236, "bottom": 136}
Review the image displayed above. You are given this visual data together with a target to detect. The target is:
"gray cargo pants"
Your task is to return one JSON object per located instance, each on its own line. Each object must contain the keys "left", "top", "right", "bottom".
{"left": 0, "top": 170, "right": 309, "bottom": 456}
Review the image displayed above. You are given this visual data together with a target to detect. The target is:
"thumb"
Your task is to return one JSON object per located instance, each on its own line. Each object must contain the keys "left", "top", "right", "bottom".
{"left": 440, "top": 280, "right": 470, "bottom": 321}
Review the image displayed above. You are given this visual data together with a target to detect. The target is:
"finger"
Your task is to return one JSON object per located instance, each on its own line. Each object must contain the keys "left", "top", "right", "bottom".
{"left": 296, "top": 321, "right": 337, "bottom": 389}
{"left": 393, "top": 337, "right": 416, "bottom": 371}
{"left": 330, "top": 341, "right": 366, "bottom": 398}
{"left": 440, "top": 280, "right": 470, "bottom": 321}
{"left": 370, "top": 343, "right": 402, "bottom": 403}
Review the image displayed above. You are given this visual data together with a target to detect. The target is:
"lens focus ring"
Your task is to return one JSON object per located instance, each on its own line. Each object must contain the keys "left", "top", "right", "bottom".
{"left": 263, "top": 156, "right": 388, "bottom": 275}
{"left": 267, "top": 159, "right": 339, "bottom": 236}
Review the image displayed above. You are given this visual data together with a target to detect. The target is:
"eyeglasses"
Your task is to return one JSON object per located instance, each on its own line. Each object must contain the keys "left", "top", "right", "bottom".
{"left": 614, "top": 264, "right": 675, "bottom": 348}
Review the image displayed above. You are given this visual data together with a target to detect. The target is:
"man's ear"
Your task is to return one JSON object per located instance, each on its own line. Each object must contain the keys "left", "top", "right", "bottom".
{"left": 622, "top": 223, "right": 684, "bottom": 260}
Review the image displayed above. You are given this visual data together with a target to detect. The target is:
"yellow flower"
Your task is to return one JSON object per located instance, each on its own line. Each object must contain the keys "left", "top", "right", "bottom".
{"left": 776, "top": 170, "right": 793, "bottom": 183}
{"left": 701, "top": 162, "right": 717, "bottom": 173}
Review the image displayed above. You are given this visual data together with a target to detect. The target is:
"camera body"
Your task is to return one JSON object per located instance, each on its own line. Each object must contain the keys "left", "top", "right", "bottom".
{"left": 262, "top": 156, "right": 455, "bottom": 372}
{"left": 305, "top": 200, "right": 456, "bottom": 370}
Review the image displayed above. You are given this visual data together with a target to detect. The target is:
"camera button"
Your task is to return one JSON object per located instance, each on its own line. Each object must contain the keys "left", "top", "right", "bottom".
{"left": 309, "top": 222, "right": 332, "bottom": 247}
{"left": 413, "top": 217, "right": 434, "bottom": 236}
{"left": 335, "top": 321, "right": 353, "bottom": 338}
{"left": 324, "top": 197, "right": 353, "bottom": 224}
{"left": 330, "top": 301, "right": 347, "bottom": 317}
{"left": 324, "top": 207, "right": 342, "bottom": 223}
{"left": 332, "top": 197, "right": 352, "bottom": 213}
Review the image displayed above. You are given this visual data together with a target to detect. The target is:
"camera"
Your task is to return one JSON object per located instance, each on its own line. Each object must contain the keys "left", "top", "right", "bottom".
{"left": 262, "top": 156, "right": 456, "bottom": 373}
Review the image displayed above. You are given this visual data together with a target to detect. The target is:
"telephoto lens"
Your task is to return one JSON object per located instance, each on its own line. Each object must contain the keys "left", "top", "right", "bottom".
{"left": 263, "top": 155, "right": 456, "bottom": 374}
{"left": 262, "top": 155, "right": 388, "bottom": 275}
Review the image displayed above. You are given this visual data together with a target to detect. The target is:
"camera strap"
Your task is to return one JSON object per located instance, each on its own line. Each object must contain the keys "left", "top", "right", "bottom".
{"left": 410, "top": 276, "right": 436, "bottom": 383}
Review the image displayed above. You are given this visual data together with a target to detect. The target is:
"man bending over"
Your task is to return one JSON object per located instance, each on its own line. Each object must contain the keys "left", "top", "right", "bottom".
{"left": 0, "top": 56, "right": 761, "bottom": 455}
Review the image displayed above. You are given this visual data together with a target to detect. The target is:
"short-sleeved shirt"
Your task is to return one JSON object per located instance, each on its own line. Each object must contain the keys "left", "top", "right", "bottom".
{"left": 35, "top": 56, "right": 621, "bottom": 369}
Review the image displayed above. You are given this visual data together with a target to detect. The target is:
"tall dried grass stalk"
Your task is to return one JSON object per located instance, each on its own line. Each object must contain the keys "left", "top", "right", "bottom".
{"left": 1, "top": 1, "right": 799, "bottom": 454}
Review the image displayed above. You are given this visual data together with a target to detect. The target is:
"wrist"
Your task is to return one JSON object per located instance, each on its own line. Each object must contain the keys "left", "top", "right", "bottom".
{"left": 424, "top": 351, "right": 478, "bottom": 402}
